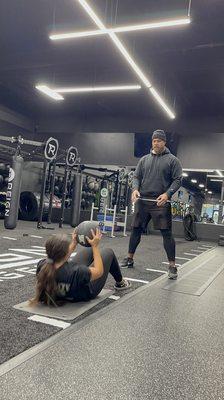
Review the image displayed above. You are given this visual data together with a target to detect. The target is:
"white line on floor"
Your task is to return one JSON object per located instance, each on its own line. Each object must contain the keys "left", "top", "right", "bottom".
{"left": 175, "top": 256, "right": 191, "bottom": 261}
{"left": 109, "top": 295, "right": 120, "bottom": 300}
{"left": 190, "top": 249, "right": 204, "bottom": 253}
{"left": 146, "top": 268, "right": 167, "bottom": 274}
{"left": 2, "top": 237, "right": 17, "bottom": 241}
{"left": 31, "top": 246, "right": 45, "bottom": 249}
{"left": 28, "top": 315, "right": 71, "bottom": 329}
{"left": 200, "top": 245, "right": 214, "bottom": 248}
{"left": 124, "top": 277, "right": 149, "bottom": 284}
{"left": 184, "top": 253, "right": 197, "bottom": 257}
{"left": 162, "top": 262, "right": 182, "bottom": 267}
{"left": 0, "top": 259, "right": 41, "bottom": 271}
{"left": 197, "top": 247, "right": 208, "bottom": 250}
{"left": 30, "top": 235, "right": 43, "bottom": 239}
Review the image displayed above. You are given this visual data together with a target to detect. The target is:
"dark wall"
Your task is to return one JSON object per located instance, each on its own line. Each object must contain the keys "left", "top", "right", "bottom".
{"left": 178, "top": 133, "right": 224, "bottom": 170}
{"left": 1, "top": 107, "right": 224, "bottom": 169}
{"left": 36, "top": 114, "right": 224, "bottom": 168}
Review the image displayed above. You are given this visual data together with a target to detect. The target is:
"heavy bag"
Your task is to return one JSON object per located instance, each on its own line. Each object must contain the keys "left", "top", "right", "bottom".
{"left": 76, "top": 220, "right": 100, "bottom": 247}
{"left": 4, "top": 155, "right": 24, "bottom": 229}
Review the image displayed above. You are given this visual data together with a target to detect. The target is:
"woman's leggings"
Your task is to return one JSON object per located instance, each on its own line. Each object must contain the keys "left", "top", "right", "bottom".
{"left": 72, "top": 247, "right": 123, "bottom": 298}
{"left": 128, "top": 227, "right": 176, "bottom": 262}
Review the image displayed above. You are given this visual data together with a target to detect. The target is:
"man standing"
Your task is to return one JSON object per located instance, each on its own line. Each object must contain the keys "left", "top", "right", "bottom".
{"left": 120, "top": 129, "right": 182, "bottom": 279}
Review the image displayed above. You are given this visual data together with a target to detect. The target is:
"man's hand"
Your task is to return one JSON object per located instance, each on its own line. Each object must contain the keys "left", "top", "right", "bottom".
{"left": 86, "top": 228, "right": 102, "bottom": 248}
{"left": 156, "top": 193, "right": 169, "bottom": 206}
{"left": 132, "top": 189, "right": 140, "bottom": 203}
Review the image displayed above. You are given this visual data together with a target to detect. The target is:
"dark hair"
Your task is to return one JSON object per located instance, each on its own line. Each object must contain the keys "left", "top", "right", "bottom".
{"left": 30, "top": 234, "right": 71, "bottom": 306}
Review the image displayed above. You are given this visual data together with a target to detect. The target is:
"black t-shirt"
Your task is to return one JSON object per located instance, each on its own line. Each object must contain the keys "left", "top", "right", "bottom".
{"left": 36, "top": 259, "right": 92, "bottom": 302}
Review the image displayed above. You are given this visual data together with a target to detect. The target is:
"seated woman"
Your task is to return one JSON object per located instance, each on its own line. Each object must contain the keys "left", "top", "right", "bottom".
{"left": 30, "top": 228, "right": 130, "bottom": 306}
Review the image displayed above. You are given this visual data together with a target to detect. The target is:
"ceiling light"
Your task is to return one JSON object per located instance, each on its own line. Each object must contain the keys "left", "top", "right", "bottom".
{"left": 191, "top": 179, "right": 197, "bottom": 183}
{"left": 199, "top": 184, "right": 205, "bottom": 188}
{"left": 50, "top": 18, "right": 190, "bottom": 40}
{"left": 78, "top": 0, "right": 176, "bottom": 119}
{"left": 210, "top": 179, "right": 223, "bottom": 182}
{"left": 36, "top": 85, "right": 64, "bottom": 100}
{"left": 55, "top": 85, "right": 141, "bottom": 93}
{"left": 216, "top": 170, "right": 223, "bottom": 177}
{"left": 208, "top": 191, "right": 212, "bottom": 194}
{"left": 149, "top": 87, "right": 175, "bottom": 119}
{"left": 182, "top": 172, "right": 188, "bottom": 177}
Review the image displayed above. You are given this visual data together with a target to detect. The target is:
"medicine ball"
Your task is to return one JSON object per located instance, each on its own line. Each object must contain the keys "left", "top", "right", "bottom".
{"left": 75, "top": 220, "right": 100, "bottom": 247}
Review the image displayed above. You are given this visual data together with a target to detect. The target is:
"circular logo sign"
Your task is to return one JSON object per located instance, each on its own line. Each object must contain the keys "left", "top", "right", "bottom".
{"left": 66, "top": 147, "right": 78, "bottom": 167}
{"left": 44, "top": 137, "right": 59, "bottom": 161}
{"left": 8, "top": 168, "right": 15, "bottom": 182}
{"left": 100, "top": 188, "right": 108, "bottom": 198}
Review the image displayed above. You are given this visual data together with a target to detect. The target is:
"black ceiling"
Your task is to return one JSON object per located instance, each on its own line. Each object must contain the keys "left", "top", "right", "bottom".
{"left": 0, "top": 0, "right": 224, "bottom": 121}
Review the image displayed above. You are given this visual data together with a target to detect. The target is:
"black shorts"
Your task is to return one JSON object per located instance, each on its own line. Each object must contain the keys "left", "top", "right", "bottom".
{"left": 132, "top": 199, "right": 172, "bottom": 230}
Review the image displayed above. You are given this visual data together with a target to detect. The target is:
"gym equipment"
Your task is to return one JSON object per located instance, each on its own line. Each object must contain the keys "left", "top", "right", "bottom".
{"left": 37, "top": 138, "right": 59, "bottom": 229}
{"left": 75, "top": 220, "right": 100, "bottom": 247}
{"left": 90, "top": 202, "right": 128, "bottom": 238}
{"left": 183, "top": 214, "right": 197, "bottom": 241}
{"left": 4, "top": 155, "right": 24, "bottom": 229}
{"left": 70, "top": 173, "right": 82, "bottom": 228}
{"left": 138, "top": 197, "right": 171, "bottom": 204}
{"left": 19, "top": 192, "right": 61, "bottom": 221}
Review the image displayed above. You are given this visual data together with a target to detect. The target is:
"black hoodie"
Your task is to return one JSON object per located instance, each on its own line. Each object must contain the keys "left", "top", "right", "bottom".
{"left": 132, "top": 147, "right": 182, "bottom": 199}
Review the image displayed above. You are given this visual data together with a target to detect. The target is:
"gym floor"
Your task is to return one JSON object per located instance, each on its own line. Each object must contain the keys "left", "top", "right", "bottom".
{"left": 0, "top": 221, "right": 215, "bottom": 372}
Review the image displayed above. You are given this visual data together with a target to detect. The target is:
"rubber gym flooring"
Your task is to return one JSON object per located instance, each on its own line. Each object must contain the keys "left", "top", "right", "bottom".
{"left": 0, "top": 220, "right": 215, "bottom": 365}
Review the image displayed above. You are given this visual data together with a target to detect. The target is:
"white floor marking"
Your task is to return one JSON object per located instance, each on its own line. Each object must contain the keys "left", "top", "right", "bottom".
{"left": 30, "top": 235, "right": 43, "bottom": 239}
{"left": 31, "top": 246, "right": 45, "bottom": 249}
{"left": 162, "top": 262, "right": 181, "bottom": 267}
{"left": 0, "top": 254, "right": 32, "bottom": 263}
{"left": 9, "top": 249, "right": 46, "bottom": 256}
{"left": 190, "top": 249, "right": 204, "bottom": 253}
{"left": 2, "top": 237, "right": 17, "bottom": 241}
{"left": 146, "top": 268, "right": 167, "bottom": 274}
{"left": 28, "top": 315, "right": 71, "bottom": 329}
{"left": 0, "top": 259, "right": 41, "bottom": 271}
{"left": 197, "top": 247, "right": 208, "bottom": 250}
{"left": 200, "top": 245, "right": 214, "bottom": 248}
{"left": 184, "top": 253, "right": 197, "bottom": 257}
{"left": 109, "top": 295, "right": 120, "bottom": 300}
{"left": 15, "top": 267, "right": 36, "bottom": 275}
{"left": 124, "top": 277, "right": 149, "bottom": 284}
{"left": 175, "top": 256, "right": 191, "bottom": 261}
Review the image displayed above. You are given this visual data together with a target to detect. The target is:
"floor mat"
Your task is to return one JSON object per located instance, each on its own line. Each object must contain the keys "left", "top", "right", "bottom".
{"left": 14, "top": 289, "right": 113, "bottom": 321}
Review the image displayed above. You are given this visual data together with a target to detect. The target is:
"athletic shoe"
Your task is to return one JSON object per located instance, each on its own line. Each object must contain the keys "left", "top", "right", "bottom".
{"left": 119, "top": 257, "right": 134, "bottom": 268}
{"left": 168, "top": 266, "right": 178, "bottom": 279}
{"left": 114, "top": 279, "right": 131, "bottom": 290}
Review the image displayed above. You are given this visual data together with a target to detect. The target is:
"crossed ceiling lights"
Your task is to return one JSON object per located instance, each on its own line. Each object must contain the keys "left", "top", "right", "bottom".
{"left": 36, "top": 0, "right": 191, "bottom": 119}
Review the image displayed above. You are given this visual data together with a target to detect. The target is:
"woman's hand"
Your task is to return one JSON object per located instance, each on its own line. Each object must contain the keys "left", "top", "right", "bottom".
{"left": 72, "top": 231, "right": 78, "bottom": 245}
{"left": 86, "top": 228, "right": 102, "bottom": 248}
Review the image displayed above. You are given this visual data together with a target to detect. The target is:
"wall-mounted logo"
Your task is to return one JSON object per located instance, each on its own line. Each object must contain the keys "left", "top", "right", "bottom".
{"left": 100, "top": 188, "right": 108, "bottom": 198}
{"left": 44, "top": 137, "right": 59, "bottom": 161}
{"left": 66, "top": 147, "right": 78, "bottom": 167}
{"left": 8, "top": 168, "right": 15, "bottom": 182}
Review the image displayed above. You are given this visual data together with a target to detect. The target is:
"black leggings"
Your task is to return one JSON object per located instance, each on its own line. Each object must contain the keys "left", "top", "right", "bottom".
{"left": 72, "top": 247, "right": 123, "bottom": 298}
{"left": 129, "top": 227, "right": 176, "bottom": 262}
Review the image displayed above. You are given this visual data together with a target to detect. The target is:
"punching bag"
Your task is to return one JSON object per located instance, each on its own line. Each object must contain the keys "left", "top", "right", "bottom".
{"left": 4, "top": 155, "right": 24, "bottom": 229}
{"left": 70, "top": 173, "right": 82, "bottom": 227}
